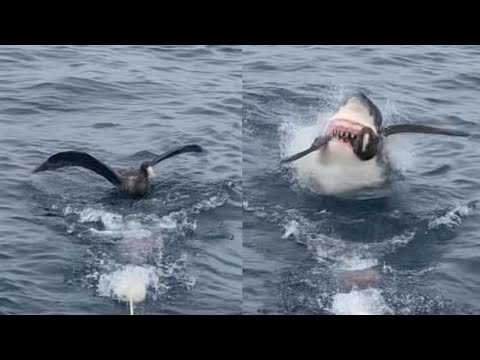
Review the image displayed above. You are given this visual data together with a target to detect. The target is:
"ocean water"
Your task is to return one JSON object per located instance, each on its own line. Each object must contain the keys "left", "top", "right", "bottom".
{"left": 0, "top": 45, "right": 242, "bottom": 314}
{"left": 243, "top": 45, "right": 480, "bottom": 314}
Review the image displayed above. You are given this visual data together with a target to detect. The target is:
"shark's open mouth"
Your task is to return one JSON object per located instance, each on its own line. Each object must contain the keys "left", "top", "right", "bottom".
{"left": 326, "top": 119, "right": 373, "bottom": 148}
{"left": 281, "top": 118, "right": 380, "bottom": 164}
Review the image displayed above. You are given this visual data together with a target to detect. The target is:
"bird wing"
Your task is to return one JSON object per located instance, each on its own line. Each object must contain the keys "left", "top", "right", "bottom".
{"left": 142, "top": 144, "right": 203, "bottom": 167}
{"left": 281, "top": 136, "right": 330, "bottom": 163}
{"left": 383, "top": 124, "right": 469, "bottom": 137}
{"left": 33, "top": 151, "right": 122, "bottom": 187}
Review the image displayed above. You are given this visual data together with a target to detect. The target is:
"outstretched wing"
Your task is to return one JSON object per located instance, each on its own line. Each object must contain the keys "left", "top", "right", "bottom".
{"left": 33, "top": 151, "right": 122, "bottom": 186}
{"left": 281, "top": 136, "right": 330, "bottom": 163}
{"left": 142, "top": 144, "right": 203, "bottom": 167}
{"left": 383, "top": 124, "right": 469, "bottom": 137}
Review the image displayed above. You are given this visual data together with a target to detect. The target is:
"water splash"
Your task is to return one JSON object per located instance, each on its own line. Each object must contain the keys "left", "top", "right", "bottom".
{"left": 428, "top": 203, "right": 476, "bottom": 229}
{"left": 97, "top": 264, "right": 161, "bottom": 315}
{"left": 330, "top": 288, "right": 392, "bottom": 315}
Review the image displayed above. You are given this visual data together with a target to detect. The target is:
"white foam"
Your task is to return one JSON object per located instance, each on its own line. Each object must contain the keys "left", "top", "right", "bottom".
{"left": 282, "top": 220, "right": 299, "bottom": 239}
{"left": 191, "top": 195, "right": 229, "bottom": 214}
{"left": 157, "top": 215, "right": 178, "bottom": 229}
{"left": 384, "top": 135, "right": 416, "bottom": 175}
{"left": 242, "top": 201, "right": 256, "bottom": 212}
{"left": 98, "top": 265, "right": 160, "bottom": 312}
{"left": 330, "top": 288, "right": 391, "bottom": 315}
{"left": 311, "top": 230, "right": 415, "bottom": 270}
{"left": 282, "top": 124, "right": 318, "bottom": 160}
{"left": 65, "top": 205, "right": 194, "bottom": 240}
{"left": 63, "top": 205, "right": 73, "bottom": 216}
{"left": 67, "top": 224, "right": 75, "bottom": 234}
{"left": 428, "top": 204, "right": 474, "bottom": 229}
{"left": 64, "top": 207, "right": 125, "bottom": 233}
{"left": 336, "top": 256, "right": 378, "bottom": 272}
{"left": 64, "top": 198, "right": 206, "bottom": 312}
{"left": 308, "top": 232, "right": 380, "bottom": 271}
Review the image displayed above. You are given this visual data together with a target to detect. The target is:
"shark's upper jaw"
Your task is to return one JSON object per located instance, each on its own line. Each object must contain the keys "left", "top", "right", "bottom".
{"left": 325, "top": 118, "right": 376, "bottom": 151}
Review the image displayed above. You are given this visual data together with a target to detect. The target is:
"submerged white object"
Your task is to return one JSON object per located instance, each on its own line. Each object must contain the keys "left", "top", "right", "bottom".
{"left": 330, "top": 288, "right": 390, "bottom": 315}
{"left": 98, "top": 265, "right": 158, "bottom": 315}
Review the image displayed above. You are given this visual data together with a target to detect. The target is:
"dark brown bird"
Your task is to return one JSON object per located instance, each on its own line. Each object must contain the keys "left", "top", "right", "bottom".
{"left": 33, "top": 144, "right": 203, "bottom": 198}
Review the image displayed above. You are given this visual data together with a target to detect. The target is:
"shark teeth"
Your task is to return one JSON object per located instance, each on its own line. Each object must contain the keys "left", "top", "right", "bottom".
{"left": 331, "top": 129, "right": 358, "bottom": 141}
